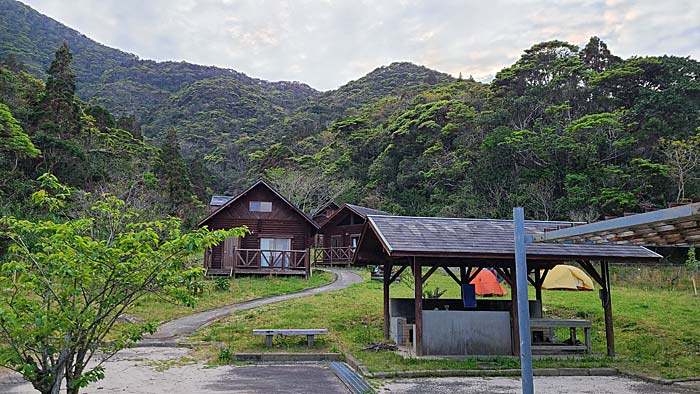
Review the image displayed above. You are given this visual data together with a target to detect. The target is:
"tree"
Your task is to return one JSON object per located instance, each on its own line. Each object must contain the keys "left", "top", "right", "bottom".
{"left": 35, "top": 43, "right": 80, "bottom": 139}
{"left": 661, "top": 132, "right": 700, "bottom": 201}
{"left": 0, "top": 103, "right": 40, "bottom": 170}
{"left": 687, "top": 247, "right": 700, "bottom": 296}
{"left": 187, "top": 150, "right": 211, "bottom": 203}
{"left": 265, "top": 168, "right": 356, "bottom": 214}
{"left": 0, "top": 174, "right": 244, "bottom": 394}
{"left": 155, "top": 128, "right": 197, "bottom": 217}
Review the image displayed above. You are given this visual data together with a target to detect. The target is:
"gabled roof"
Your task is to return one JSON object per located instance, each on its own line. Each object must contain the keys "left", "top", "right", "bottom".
{"left": 320, "top": 203, "right": 389, "bottom": 228}
{"left": 345, "top": 203, "right": 389, "bottom": 218}
{"left": 355, "top": 215, "right": 661, "bottom": 263}
{"left": 311, "top": 201, "right": 340, "bottom": 216}
{"left": 198, "top": 179, "right": 320, "bottom": 229}
{"left": 209, "top": 195, "right": 234, "bottom": 206}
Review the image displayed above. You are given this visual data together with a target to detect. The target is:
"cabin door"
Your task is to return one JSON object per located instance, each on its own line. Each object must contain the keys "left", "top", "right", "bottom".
{"left": 221, "top": 236, "right": 240, "bottom": 269}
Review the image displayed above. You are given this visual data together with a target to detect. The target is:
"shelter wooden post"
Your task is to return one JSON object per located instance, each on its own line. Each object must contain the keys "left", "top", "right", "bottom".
{"left": 414, "top": 258, "right": 423, "bottom": 356}
{"left": 509, "top": 268, "right": 520, "bottom": 356}
{"left": 383, "top": 263, "right": 392, "bottom": 340}
{"left": 601, "top": 261, "right": 615, "bottom": 357}
{"left": 534, "top": 269, "right": 542, "bottom": 302}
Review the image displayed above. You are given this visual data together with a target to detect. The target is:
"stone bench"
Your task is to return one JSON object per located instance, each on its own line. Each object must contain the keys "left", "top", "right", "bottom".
{"left": 253, "top": 329, "right": 328, "bottom": 347}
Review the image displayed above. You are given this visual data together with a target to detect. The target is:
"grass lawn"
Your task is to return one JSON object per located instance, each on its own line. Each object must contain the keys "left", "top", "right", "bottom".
{"left": 197, "top": 268, "right": 700, "bottom": 379}
{"left": 127, "top": 270, "right": 334, "bottom": 323}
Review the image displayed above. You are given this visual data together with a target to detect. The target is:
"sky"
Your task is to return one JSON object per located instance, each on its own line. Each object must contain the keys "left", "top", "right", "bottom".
{"left": 21, "top": 0, "right": 700, "bottom": 91}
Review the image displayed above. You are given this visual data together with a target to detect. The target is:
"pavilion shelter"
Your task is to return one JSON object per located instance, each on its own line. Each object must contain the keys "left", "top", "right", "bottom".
{"left": 353, "top": 215, "right": 661, "bottom": 357}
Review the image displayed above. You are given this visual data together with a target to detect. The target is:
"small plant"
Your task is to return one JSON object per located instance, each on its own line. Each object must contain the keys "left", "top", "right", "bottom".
{"left": 218, "top": 345, "right": 233, "bottom": 362}
{"left": 423, "top": 287, "right": 447, "bottom": 299}
{"left": 214, "top": 277, "right": 230, "bottom": 292}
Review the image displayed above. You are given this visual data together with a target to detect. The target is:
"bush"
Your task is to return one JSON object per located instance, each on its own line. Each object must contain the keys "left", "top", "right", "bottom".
{"left": 214, "top": 278, "right": 230, "bottom": 292}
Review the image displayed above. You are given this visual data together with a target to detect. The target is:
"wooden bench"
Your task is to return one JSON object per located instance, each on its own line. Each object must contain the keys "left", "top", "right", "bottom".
{"left": 530, "top": 318, "right": 592, "bottom": 354}
{"left": 252, "top": 329, "right": 328, "bottom": 347}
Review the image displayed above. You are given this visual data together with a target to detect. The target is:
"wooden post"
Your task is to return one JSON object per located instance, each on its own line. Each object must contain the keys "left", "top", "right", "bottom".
{"left": 510, "top": 268, "right": 520, "bottom": 356}
{"left": 384, "top": 263, "right": 392, "bottom": 340}
{"left": 414, "top": 258, "right": 423, "bottom": 356}
{"left": 304, "top": 249, "right": 311, "bottom": 279}
{"left": 459, "top": 266, "right": 467, "bottom": 284}
{"left": 601, "top": 261, "right": 615, "bottom": 357}
{"left": 534, "top": 269, "right": 542, "bottom": 302}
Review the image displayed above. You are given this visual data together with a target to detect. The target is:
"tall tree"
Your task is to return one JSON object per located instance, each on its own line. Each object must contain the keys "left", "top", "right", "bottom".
{"left": 187, "top": 150, "right": 210, "bottom": 203}
{"left": 35, "top": 43, "right": 80, "bottom": 138}
{"left": 156, "top": 128, "right": 196, "bottom": 217}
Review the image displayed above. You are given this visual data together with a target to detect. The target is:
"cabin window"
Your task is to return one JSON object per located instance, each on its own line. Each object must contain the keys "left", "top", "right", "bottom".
{"left": 249, "top": 201, "right": 272, "bottom": 212}
{"left": 331, "top": 235, "right": 343, "bottom": 248}
{"left": 351, "top": 236, "right": 360, "bottom": 249}
{"left": 260, "top": 238, "right": 291, "bottom": 267}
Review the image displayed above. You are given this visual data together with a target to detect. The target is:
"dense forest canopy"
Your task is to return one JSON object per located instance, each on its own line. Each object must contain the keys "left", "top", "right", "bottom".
{"left": 1, "top": 0, "right": 699, "bottom": 225}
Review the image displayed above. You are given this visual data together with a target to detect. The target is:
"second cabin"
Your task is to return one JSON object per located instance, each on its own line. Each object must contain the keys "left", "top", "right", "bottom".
{"left": 198, "top": 179, "right": 319, "bottom": 278}
{"left": 316, "top": 203, "right": 388, "bottom": 265}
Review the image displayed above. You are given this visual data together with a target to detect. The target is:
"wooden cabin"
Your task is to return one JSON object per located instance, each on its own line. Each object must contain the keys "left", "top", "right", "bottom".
{"left": 316, "top": 203, "right": 388, "bottom": 265}
{"left": 311, "top": 201, "right": 340, "bottom": 227}
{"left": 198, "top": 180, "right": 319, "bottom": 278}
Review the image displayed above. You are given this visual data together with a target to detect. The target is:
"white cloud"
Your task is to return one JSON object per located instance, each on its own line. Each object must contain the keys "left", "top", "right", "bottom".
{"left": 21, "top": 0, "right": 700, "bottom": 90}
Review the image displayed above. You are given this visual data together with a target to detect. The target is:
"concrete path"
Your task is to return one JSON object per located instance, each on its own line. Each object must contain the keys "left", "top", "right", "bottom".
{"left": 140, "top": 268, "right": 363, "bottom": 344}
{"left": 2, "top": 347, "right": 351, "bottom": 394}
{"left": 378, "top": 376, "right": 700, "bottom": 394}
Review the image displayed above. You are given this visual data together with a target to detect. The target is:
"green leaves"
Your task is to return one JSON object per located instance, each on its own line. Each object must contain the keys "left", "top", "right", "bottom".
{"left": 0, "top": 184, "right": 245, "bottom": 393}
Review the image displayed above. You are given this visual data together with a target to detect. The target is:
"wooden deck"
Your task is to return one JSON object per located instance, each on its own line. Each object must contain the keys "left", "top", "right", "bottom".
{"left": 314, "top": 246, "right": 355, "bottom": 265}
{"left": 207, "top": 248, "right": 311, "bottom": 278}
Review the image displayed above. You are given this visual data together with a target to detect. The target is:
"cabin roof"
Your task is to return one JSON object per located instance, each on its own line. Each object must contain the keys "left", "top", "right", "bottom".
{"left": 345, "top": 203, "right": 389, "bottom": 218}
{"left": 355, "top": 215, "right": 661, "bottom": 263}
{"left": 320, "top": 203, "right": 389, "bottom": 229}
{"left": 209, "top": 195, "right": 234, "bottom": 206}
{"left": 311, "top": 201, "right": 340, "bottom": 216}
{"left": 198, "top": 179, "right": 320, "bottom": 229}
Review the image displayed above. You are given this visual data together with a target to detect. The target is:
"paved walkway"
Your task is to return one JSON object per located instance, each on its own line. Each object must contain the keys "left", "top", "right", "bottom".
{"left": 378, "top": 376, "right": 700, "bottom": 394}
{"left": 2, "top": 347, "right": 352, "bottom": 394}
{"left": 140, "top": 268, "right": 364, "bottom": 344}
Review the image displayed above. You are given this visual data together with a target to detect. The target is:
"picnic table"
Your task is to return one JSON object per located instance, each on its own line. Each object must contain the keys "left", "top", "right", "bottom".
{"left": 253, "top": 329, "right": 328, "bottom": 347}
{"left": 530, "top": 318, "right": 592, "bottom": 354}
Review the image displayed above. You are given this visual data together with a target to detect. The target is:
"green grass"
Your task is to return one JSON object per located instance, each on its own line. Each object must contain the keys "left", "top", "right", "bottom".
{"left": 127, "top": 271, "right": 334, "bottom": 323}
{"left": 196, "top": 268, "right": 700, "bottom": 379}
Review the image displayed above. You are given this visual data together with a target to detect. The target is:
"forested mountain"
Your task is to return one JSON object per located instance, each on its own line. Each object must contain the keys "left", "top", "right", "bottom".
{"left": 1, "top": 0, "right": 699, "bottom": 225}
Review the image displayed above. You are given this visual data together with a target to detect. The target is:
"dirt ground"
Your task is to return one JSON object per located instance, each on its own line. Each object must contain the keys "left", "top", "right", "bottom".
{"left": 2, "top": 347, "right": 698, "bottom": 393}
{"left": 378, "top": 375, "right": 700, "bottom": 394}
{"left": 0, "top": 347, "right": 350, "bottom": 394}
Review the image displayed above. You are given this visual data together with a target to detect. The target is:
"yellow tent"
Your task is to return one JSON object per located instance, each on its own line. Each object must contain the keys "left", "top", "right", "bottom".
{"left": 542, "top": 265, "right": 594, "bottom": 291}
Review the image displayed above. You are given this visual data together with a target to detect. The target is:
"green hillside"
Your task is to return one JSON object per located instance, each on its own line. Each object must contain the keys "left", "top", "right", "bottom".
{"left": 1, "top": 0, "right": 699, "bottom": 223}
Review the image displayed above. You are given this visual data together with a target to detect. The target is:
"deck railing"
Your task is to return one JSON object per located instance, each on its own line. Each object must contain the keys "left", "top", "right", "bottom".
{"left": 314, "top": 246, "right": 355, "bottom": 265}
{"left": 234, "top": 248, "right": 309, "bottom": 271}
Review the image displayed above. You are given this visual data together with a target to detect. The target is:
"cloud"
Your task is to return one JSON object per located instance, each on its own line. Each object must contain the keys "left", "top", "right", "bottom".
{"left": 21, "top": 0, "right": 700, "bottom": 90}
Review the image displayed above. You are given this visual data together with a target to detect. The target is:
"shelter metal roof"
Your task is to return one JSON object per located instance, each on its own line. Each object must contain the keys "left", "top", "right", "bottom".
{"left": 359, "top": 215, "right": 661, "bottom": 262}
{"left": 533, "top": 202, "right": 700, "bottom": 246}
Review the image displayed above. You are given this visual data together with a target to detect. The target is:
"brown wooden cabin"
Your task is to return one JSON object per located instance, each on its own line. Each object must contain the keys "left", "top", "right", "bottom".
{"left": 316, "top": 203, "right": 388, "bottom": 265}
{"left": 198, "top": 180, "right": 319, "bottom": 278}
{"left": 311, "top": 201, "right": 340, "bottom": 227}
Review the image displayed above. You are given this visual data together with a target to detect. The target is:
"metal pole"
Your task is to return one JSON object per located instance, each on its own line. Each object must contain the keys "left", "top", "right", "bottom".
{"left": 513, "top": 207, "right": 534, "bottom": 394}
